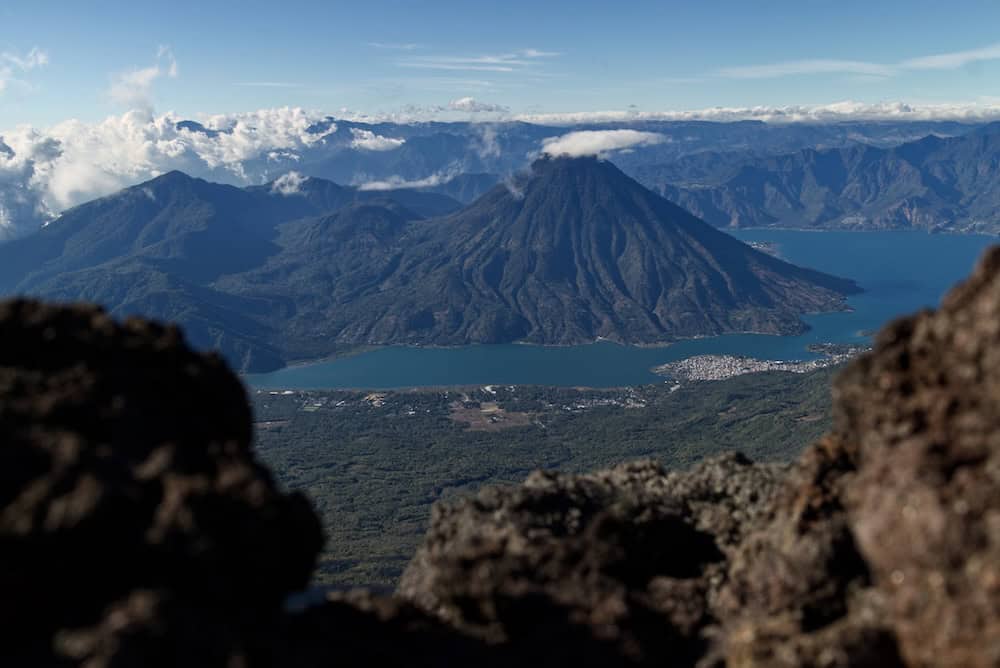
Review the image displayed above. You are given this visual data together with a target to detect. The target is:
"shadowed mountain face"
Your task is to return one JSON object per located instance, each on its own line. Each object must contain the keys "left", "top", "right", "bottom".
{"left": 417, "top": 172, "right": 501, "bottom": 204}
{"left": 0, "top": 159, "right": 858, "bottom": 371}
{"left": 299, "top": 156, "right": 858, "bottom": 348}
{"left": 0, "top": 173, "right": 460, "bottom": 370}
{"left": 648, "top": 122, "right": 1000, "bottom": 233}
{"left": 0, "top": 172, "right": 461, "bottom": 293}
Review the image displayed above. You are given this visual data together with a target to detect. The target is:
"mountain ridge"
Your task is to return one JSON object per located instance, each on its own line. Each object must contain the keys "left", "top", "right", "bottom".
{"left": 648, "top": 124, "right": 1000, "bottom": 233}
{"left": 0, "top": 158, "right": 859, "bottom": 371}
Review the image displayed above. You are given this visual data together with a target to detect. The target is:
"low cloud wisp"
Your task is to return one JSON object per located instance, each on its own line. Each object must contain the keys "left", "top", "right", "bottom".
{"left": 350, "top": 128, "right": 406, "bottom": 151}
{"left": 271, "top": 171, "right": 308, "bottom": 195}
{"left": 357, "top": 170, "right": 457, "bottom": 191}
{"left": 541, "top": 130, "right": 666, "bottom": 158}
{"left": 0, "top": 47, "right": 49, "bottom": 96}
{"left": 109, "top": 47, "right": 178, "bottom": 110}
{"left": 718, "top": 41, "right": 1000, "bottom": 80}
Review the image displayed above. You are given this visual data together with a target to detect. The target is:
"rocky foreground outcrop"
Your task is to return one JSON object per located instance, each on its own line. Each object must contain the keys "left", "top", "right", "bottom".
{"left": 0, "top": 300, "right": 323, "bottom": 666}
{"left": 4, "top": 249, "right": 1000, "bottom": 666}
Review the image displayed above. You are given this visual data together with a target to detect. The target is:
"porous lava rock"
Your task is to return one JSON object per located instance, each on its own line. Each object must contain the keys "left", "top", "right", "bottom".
{"left": 712, "top": 434, "right": 904, "bottom": 667}
{"left": 398, "top": 454, "right": 787, "bottom": 665}
{"left": 833, "top": 246, "right": 1000, "bottom": 667}
{"left": 0, "top": 299, "right": 322, "bottom": 666}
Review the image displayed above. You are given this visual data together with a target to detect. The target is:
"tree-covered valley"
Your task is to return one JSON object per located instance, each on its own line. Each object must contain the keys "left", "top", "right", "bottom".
{"left": 252, "top": 366, "right": 839, "bottom": 586}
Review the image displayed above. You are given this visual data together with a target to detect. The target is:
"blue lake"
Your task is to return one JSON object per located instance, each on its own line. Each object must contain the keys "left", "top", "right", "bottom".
{"left": 246, "top": 230, "right": 997, "bottom": 389}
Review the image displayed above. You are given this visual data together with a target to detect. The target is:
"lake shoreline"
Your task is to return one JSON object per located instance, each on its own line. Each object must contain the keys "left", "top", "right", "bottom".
{"left": 245, "top": 231, "right": 996, "bottom": 391}
{"left": 247, "top": 320, "right": 841, "bottom": 382}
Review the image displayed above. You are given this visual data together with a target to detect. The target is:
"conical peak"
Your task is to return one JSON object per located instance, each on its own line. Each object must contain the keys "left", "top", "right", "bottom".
{"left": 147, "top": 170, "right": 196, "bottom": 185}
{"left": 530, "top": 154, "right": 608, "bottom": 175}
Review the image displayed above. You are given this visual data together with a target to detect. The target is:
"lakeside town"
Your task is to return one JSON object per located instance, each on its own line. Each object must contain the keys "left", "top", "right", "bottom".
{"left": 652, "top": 343, "right": 870, "bottom": 382}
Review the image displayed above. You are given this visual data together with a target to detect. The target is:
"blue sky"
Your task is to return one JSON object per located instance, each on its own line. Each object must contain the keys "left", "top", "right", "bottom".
{"left": 3, "top": 0, "right": 1000, "bottom": 128}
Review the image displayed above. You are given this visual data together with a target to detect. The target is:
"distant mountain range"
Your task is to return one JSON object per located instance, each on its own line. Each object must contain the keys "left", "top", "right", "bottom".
{"left": 641, "top": 122, "right": 1000, "bottom": 233}
{"left": 3, "top": 114, "right": 997, "bottom": 242}
{"left": 173, "top": 117, "right": 988, "bottom": 193}
{"left": 418, "top": 172, "right": 501, "bottom": 204}
{"left": 0, "top": 158, "right": 859, "bottom": 372}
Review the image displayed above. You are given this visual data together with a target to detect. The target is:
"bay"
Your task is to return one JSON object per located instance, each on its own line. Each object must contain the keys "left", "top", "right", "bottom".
{"left": 246, "top": 230, "right": 996, "bottom": 389}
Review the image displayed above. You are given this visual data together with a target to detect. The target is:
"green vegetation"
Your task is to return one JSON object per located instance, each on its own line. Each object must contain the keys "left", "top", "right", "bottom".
{"left": 252, "top": 366, "right": 839, "bottom": 587}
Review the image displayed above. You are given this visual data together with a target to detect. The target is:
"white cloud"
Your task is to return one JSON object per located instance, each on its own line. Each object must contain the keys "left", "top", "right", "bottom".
{"left": 718, "top": 41, "right": 1000, "bottom": 80}
{"left": 357, "top": 170, "right": 457, "bottom": 191}
{"left": 0, "top": 130, "right": 60, "bottom": 239}
{"left": 368, "top": 42, "right": 423, "bottom": 51}
{"left": 0, "top": 47, "right": 49, "bottom": 96}
{"left": 109, "top": 47, "right": 178, "bottom": 110}
{"left": 3, "top": 47, "right": 49, "bottom": 71}
{"left": 349, "top": 128, "right": 405, "bottom": 151}
{"left": 271, "top": 171, "right": 308, "bottom": 195}
{"left": 900, "top": 42, "right": 1000, "bottom": 71}
{"left": 448, "top": 97, "right": 509, "bottom": 113}
{"left": 541, "top": 130, "right": 666, "bottom": 158}
{"left": 398, "top": 62, "right": 518, "bottom": 73}
{"left": 234, "top": 82, "right": 305, "bottom": 88}
{"left": 324, "top": 99, "right": 998, "bottom": 125}
{"left": 520, "top": 49, "right": 560, "bottom": 58}
{"left": 0, "top": 107, "right": 337, "bottom": 238}
{"left": 719, "top": 59, "right": 894, "bottom": 80}
{"left": 514, "top": 100, "right": 1000, "bottom": 125}
{"left": 397, "top": 48, "right": 557, "bottom": 73}
{"left": 472, "top": 124, "right": 501, "bottom": 159}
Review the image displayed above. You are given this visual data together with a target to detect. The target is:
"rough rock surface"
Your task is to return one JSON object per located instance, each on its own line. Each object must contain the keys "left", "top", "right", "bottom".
{"left": 0, "top": 299, "right": 322, "bottom": 666}
{"left": 4, "top": 245, "right": 1000, "bottom": 667}
{"left": 833, "top": 247, "right": 1000, "bottom": 667}
{"left": 398, "top": 454, "right": 785, "bottom": 665}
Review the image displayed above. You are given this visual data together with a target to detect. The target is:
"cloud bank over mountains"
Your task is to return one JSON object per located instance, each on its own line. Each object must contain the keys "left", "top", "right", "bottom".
{"left": 3, "top": 99, "right": 1000, "bottom": 239}
{"left": 0, "top": 133, "right": 57, "bottom": 240}
{"left": 515, "top": 100, "right": 1000, "bottom": 125}
{"left": 0, "top": 108, "right": 335, "bottom": 238}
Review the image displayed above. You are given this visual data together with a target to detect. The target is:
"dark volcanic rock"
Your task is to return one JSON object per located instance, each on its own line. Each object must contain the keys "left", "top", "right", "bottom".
{"left": 713, "top": 435, "right": 904, "bottom": 667}
{"left": 277, "top": 591, "right": 495, "bottom": 668}
{"left": 0, "top": 299, "right": 323, "bottom": 666}
{"left": 832, "top": 246, "right": 1000, "bottom": 667}
{"left": 398, "top": 455, "right": 787, "bottom": 665}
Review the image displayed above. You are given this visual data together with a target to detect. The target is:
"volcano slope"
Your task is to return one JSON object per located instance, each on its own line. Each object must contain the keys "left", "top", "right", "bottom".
{"left": 245, "top": 155, "right": 859, "bottom": 350}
